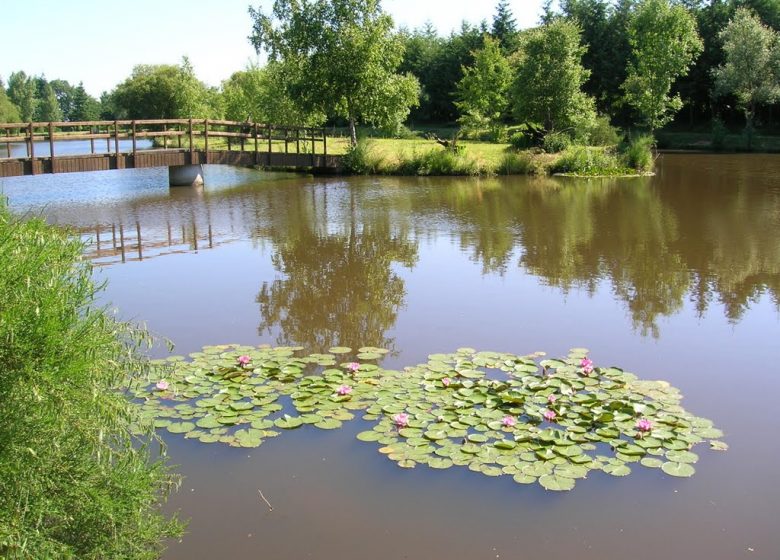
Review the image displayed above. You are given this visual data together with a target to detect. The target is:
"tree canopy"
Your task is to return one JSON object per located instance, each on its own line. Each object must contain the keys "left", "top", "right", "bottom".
{"left": 714, "top": 7, "right": 780, "bottom": 146}
{"left": 509, "top": 18, "right": 596, "bottom": 135}
{"left": 108, "top": 58, "right": 219, "bottom": 120}
{"left": 622, "top": 0, "right": 703, "bottom": 132}
{"left": 249, "top": 0, "right": 420, "bottom": 144}
{"left": 455, "top": 36, "right": 512, "bottom": 140}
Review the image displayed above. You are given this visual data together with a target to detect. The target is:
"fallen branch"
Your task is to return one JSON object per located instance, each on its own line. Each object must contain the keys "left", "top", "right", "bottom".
{"left": 258, "top": 489, "right": 273, "bottom": 511}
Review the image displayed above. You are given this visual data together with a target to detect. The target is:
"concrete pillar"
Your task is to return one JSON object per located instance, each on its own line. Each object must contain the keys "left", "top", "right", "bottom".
{"left": 169, "top": 164, "right": 204, "bottom": 187}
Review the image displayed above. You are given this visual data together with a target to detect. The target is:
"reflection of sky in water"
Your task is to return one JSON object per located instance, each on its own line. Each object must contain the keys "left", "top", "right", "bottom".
{"left": 4, "top": 154, "right": 780, "bottom": 560}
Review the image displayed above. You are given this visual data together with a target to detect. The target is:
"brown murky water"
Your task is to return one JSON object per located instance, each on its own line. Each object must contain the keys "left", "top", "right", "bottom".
{"left": 3, "top": 153, "right": 779, "bottom": 559}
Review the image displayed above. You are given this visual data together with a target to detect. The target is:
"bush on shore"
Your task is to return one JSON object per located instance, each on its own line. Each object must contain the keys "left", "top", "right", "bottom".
{"left": 0, "top": 204, "right": 183, "bottom": 559}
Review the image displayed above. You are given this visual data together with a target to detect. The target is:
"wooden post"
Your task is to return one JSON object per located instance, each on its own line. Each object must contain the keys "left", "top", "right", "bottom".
{"left": 177, "top": 124, "right": 182, "bottom": 149}
{"left": 90, "top": 126, "right": 95, "bottom": 154}
{"left": 163, "top": 123, "right": 168, "bottom": 149}
{"left": 114, "top": 121, "right": 119, "bottom": 156}
{"left": 254, "top": 122, "right": 259, "bottom": 164}
{"left": 323, "top": 128, "right": 327, "bottom": 156}
{"left": 311, "top": 128, "right": 315, "bottom": 166}
{"left": 132, "top": 120, "right": 137, "bottom": 159}
{"left": 240, "top": 123, "right": 245, "bottom": 152}
{"left": 296, "top": 128, "right": 300, "bottom": 153}
{"left": 48, "top": 122, "right": 55, "bottom": 173}
{"left": 285, "top": 129, "right": 289, "bottom": 154}
{"left": 105, "top": 124, "right": 110, "bottom": 152}
{"left": 29, "top": 123, "right": 35, "bottom": 174}
{"left": 267, "top": 124, "right": 272, "bottom": 166}
{"left": 188, "top": 119, "right": 194, "bottom": 164}
{"left": 28, "top": 122, "right": 34, "bottom": 159}
{"left": 204, "top": 119, "right": 209, "bottom": 164}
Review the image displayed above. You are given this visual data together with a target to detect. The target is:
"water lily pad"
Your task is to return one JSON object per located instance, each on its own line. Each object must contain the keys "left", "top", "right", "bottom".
{"left": 274, "top": 416, "right": 304, "bottom": 429}
{"left": 539, "top": 474, "right": 576, "bottom": 491}
{"left": 661, "top": 462, "right": 696, "bottom": 478}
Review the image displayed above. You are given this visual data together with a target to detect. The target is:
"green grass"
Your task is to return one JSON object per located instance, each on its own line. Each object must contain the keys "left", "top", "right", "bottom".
{"left": 0, "top": 204, "right": 183, "bottom": 559}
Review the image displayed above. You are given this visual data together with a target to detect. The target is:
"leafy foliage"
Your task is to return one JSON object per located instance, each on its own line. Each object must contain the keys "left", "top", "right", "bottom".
{"left": 222, "top": 62, "right": 322, "bottom": 126}
{"left": 714, "top": 8, "right": 780, "bottom": 149}
{"left": 622, "top": 0, "right": 703, "bottom": 132}
{"left": 109, "top": 57, "right": 220, "bottom": 119}
{"left": 509, "top": 18, "right": 597, "bottom": 136}
{"left": 137, "top": 345, "right": 725, "bottom": 492}
{"left": 0, "top": 205, "right": 182, "bottom": 558}
{"left": 249, "top": 0, "right": 420, "bottom": 145}
{"left": 455, "top": 36, "right": 512, "bottom": 141}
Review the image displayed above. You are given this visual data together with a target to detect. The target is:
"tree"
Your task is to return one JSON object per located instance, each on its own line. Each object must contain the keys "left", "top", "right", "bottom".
{"left": 109, "top": 58, "right": 220, "bottom": 119}
{"left": 509, "top": 18, "right": 597, "bottom": 135}
{"left": 70, "top": 83, "right": 102, "bottom": 121}
{"left": 491, "top": 0, "right": 519, "bottom": 53}
{"left": 34, "top": 79, "right": 64, "bottom": 122}
{"left": 7, "top": 71, "right": 37, "bottom": 121}
{"left": 0, "top": 80, "right": 21, "bottom": 122}
{"left": 249, "top": 0, "right": 420, "bottom": 145}
{"left": 713, "top": 8, "right": 780, "bottom": 148}
{"left": 455, "top": 36, "right": 512, "bottom": 139}
{"left": 222, "top": 62, "right": 322, "bottom": 125}
{"left": 622, "top": 0, "right": 703, "bottom": 132}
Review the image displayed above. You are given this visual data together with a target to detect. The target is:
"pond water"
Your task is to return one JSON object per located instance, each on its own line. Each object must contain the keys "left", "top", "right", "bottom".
{"left": 2, "top": 154, "right": 779, "bottom": 559}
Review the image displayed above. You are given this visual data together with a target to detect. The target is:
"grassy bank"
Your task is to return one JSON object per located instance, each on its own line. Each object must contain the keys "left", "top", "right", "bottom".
{"left": 0, "top": 205, "right": 182, "bottom": 558}
{"left": 338, "top": 136, "right": 653, "bottom": 177}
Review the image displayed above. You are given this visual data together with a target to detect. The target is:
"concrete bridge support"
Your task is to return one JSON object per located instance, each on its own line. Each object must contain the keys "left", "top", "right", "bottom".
{"left": 169, "top": 164, "right": 204, "bottom": 187}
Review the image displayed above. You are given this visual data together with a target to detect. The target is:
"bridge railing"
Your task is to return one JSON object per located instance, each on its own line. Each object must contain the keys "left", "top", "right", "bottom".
{"left": 0, "top": 119, "right": 330, "bottom": 161}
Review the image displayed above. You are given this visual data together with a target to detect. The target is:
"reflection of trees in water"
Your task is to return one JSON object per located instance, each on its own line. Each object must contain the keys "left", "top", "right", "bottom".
{"left": 409, "top": 169, "right": 779, "bottom": 337}
{"left": 256, "top": 186, "right": 418, "bottom": 352}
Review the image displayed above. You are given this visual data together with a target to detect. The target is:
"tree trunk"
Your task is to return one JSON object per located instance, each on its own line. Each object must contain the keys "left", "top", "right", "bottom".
{"left": 349, "top": 116, "right": 357, "bottom": 147}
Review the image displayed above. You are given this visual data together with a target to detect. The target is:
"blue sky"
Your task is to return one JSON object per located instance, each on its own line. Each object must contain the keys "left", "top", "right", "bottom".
{"left": 0, "top": 0, "right": 549, "bottom": 97}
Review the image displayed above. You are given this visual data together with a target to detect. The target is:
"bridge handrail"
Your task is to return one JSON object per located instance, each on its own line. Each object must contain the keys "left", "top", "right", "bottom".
{"left": 0, "top": 119, "right": 330, "bottom": 162}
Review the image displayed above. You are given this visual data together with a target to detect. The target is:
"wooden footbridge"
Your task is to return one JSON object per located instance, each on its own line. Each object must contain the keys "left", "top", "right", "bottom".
{"left": 0, "top": 119, "right": 343, "bottom": 185}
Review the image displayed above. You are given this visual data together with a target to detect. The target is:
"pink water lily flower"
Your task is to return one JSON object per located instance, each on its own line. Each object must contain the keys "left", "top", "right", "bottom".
{"left": 155, "top": 380, "right": 169, "bottom": 391}
{"left": 580, "top": 357, "right": 594, "bottom": 375}
{"left": 442, "top": 377, "right": 452, "bottom": 387}
{"left": 636, "top": 418, "right": 653, "bottom": 433}
{"left": 543, "top": 409, "right": 557, "bottom": 422}
{"left": 237, "top": 355, "right": 252, "bottom": 367}
{"left": 394, "top": 413, "right": 410, "bottom": 428}
{"left": 346, "top": 362, "right": 360, "bottom": 373}
{"left": 501, "top": 416, "right": 517, "bottom": 428}
{"left": 336, "top": 385, "right": 353, "bottom": 396}
{"left": 547, "top": 394, "right": 557, "bottom": 404}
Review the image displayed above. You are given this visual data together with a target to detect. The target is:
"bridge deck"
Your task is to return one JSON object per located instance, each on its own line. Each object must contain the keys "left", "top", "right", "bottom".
{"left": 0, "top": 119, "right": 343, "bottom": 178}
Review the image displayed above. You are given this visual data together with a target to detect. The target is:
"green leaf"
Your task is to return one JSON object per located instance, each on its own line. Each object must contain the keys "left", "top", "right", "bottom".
{"left": 661, "top": 462, "right": 696, "bottom": 478}
{"left": 539, "top": 474, "right": 576, "bottom": 491}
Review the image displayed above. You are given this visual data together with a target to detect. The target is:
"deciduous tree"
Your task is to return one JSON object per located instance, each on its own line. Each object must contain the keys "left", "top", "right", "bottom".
{"left": 622, "top": 0, "right": 703, "bottom": 132}
{"left": 509, "top": 19, "right": 596, "bottom": 135}
{"left": 249, "top": 0, "right": 420, "bottom": 145}
{"left": 713, "top": 8, "right": 780, "bottom": 148}
{"left": 455, "top": 36, "right": 512, "bottom": 140}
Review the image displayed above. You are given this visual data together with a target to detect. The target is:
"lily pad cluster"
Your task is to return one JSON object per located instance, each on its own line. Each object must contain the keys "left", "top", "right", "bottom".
{"left": 135, "top": 345, "right": 725, "bottom": 492}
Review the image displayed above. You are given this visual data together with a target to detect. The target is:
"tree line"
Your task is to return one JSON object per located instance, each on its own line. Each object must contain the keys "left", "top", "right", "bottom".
{"left": 2, "top": 0, "right": 780, "bottom": 148}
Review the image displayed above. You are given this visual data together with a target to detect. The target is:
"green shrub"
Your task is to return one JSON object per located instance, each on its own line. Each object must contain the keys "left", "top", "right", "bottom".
{"left": 0, "top": 205, "right": 183, "bottom": 559}
{"left": 496, "top": 152, "right": 538, "bottom": 175}
{"left": 396, "top": 148, "right": 483, "bottom": 176}
{"left": 550, "top": 145, "right": 626, "bottom": 175}
{"left": 342, "top": 140, "right": 385, "bottom": 174}
{"left": 509, "top": 131, "right": 534, "bottom": 150}
{"left": 619, "top": 134, "right": 654, "bottom": 173}
{"left": 711, "top": 118, "right": 727, "bottom": 151}
{"left": 542, "top": 131, "right": 572, "bottom": 153}
{"left": 586, "top": 114, "right": 621, "bottom": 146}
